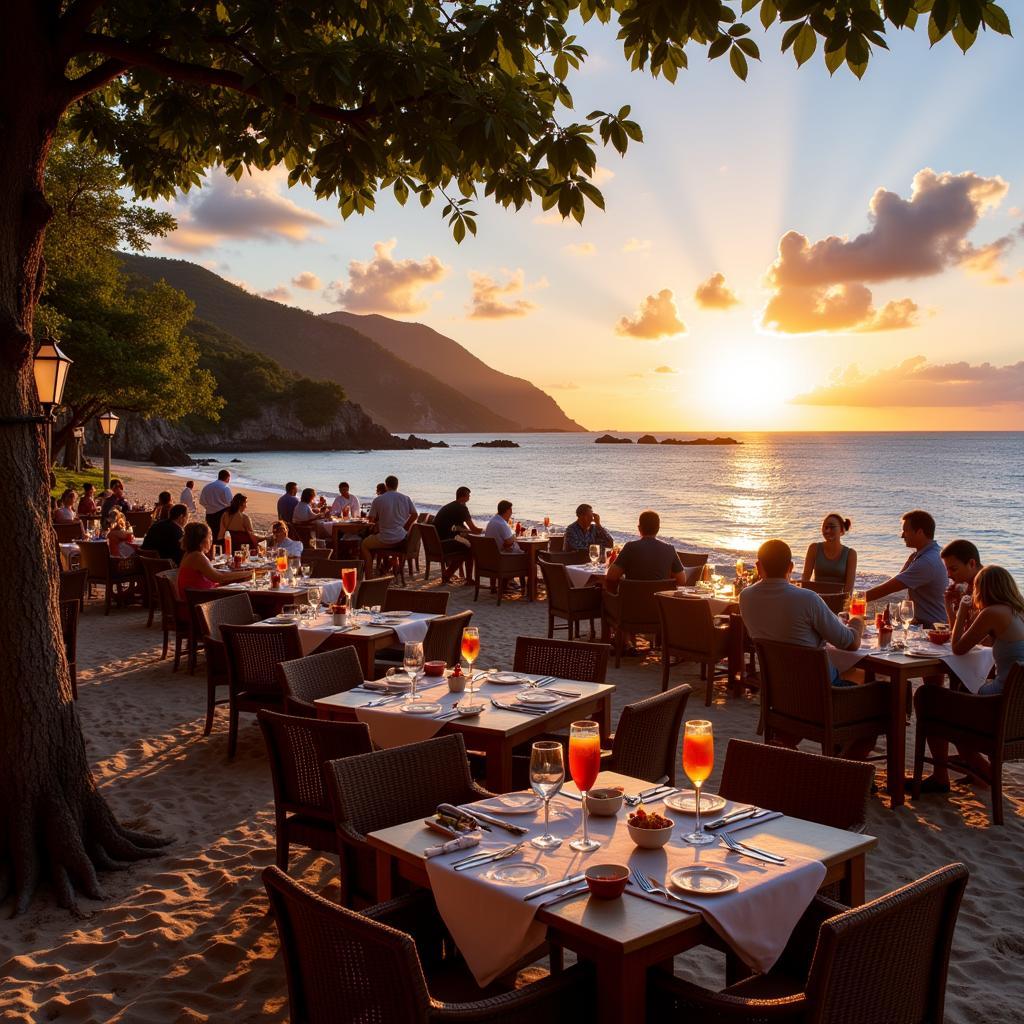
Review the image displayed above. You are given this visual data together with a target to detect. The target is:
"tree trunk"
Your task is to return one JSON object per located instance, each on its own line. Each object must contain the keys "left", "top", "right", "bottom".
{"left": 0, "top": 4, "right": 165, "bottom": 916}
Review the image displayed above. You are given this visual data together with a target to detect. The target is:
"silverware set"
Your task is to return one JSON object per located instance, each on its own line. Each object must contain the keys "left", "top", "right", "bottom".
{"left": 631, "top": 868, "right": 699, "bottom": 907}
{"left": 624, "top": 785, "right": 677, "bottom": 806}
{"left": 451, "top": 842, "right": 526, "bottom": 871}
{"left": 489, "top": 698, "right": 549, "bottom": 716}
{"left": 523, "top": 872, "right": 586, "bottom": 901}
{"left": 719, "top": 830, "right": 786, "bottom": 865}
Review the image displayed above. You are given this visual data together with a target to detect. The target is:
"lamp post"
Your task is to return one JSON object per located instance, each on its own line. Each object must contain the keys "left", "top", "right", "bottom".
{"left": 72, "top": 425, "right": 85, "bottom": 473}
{"left": 97, "top": 411, "right": 119, "bottom": 490}
{"left": 0, "top": 339, "right": 73, "bottom": 471}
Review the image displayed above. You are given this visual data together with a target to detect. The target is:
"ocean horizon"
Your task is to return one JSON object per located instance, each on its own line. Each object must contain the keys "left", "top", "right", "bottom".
{"left": 166, "top": 430, "right": 1024, "bottom": 587}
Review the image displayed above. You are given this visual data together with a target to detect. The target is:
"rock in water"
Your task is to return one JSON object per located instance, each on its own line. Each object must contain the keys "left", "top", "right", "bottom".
{"left": 594, "top": 434, "right": 633, "bottom": 444}
{"left": 637, "top": 434, "right": 658, "bottom": 444}
{"left": 472, "top": 439, "right": 520, "bottom": 448}
{"left": 149, "top": 442, "right": 194, "bottom": 467}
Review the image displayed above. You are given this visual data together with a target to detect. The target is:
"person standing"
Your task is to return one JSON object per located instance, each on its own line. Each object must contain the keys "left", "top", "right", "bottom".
{"left": 199, "top": 469, "right": 233, "bottom": 539}
{"left": 330, "top": 481, "right": 361, "bottom": 518}
{"left": 865, "top": 510, "right": 947, "bottom": 625}
{"left": 564, "top": 503, "right": 615, "bottom": 553}
{"left": 362, "top": 475, "right": 417, "bottom": 575}
{"left": 179, "top": 480, "right": 197, "bottom": 515}
{"left": 277, "top": 481, "right": 299, "bottom": 523}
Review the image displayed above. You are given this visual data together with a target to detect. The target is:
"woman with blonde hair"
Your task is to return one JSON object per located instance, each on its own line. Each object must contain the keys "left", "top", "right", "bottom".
{"left": 801, "top": 512, "right": 857, "bottom": 593}
{"left": 106, "top": 508, "right": 139, "bottom": 558}
{"left": 952, "top": 565, "right": 1024, "bottom": 695}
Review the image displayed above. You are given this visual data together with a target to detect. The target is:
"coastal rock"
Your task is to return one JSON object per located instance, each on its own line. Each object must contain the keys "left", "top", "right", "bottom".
{"left": 148, "top": 442, "right": 194, "bottom": 467}
{"left": 660, "top": 436, "right": 741, "bottom": 446}
{"left": 405, "top": 435, "right": 449, "bottom": 449}
{"left": 472, "top": 439, "right": 520, "bottom": 448}
{"left": 637, "top": 434, "right": 658, "bottom": 445}
{"left": 594, "top": 434, "right": 632, "bottom": 444}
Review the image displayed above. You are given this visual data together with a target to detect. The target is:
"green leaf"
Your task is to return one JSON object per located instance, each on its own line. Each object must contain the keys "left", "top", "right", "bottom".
{"left": 761, "top": 0, "right": 779, "bottom": 29}
{"left": 982, "top": 3, "right": 1012, "bottom": 35}
{"left": 453, "top": 217, "right": 466, "bottom": 243}
{"left": 952, "top": 21, "right": 977, "bottom": 50}
{"left": 708, "top": 35, "right": 731, "bottom": 59}
{"left": 781, "top": 22, "right": 803, "bottom": 50}
{"left": 825, "top": 42, "right": 847, "bottom": 73}
{"left": 794, "top": 23, "right": 817, "bottom": 64}
{"left": 729, "top": 45, "right": 749, "bottom": 80}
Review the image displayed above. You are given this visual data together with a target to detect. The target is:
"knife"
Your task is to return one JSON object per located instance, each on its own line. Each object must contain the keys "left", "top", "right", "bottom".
{"left": 524, "top": 872, "right": 587, "bottom": 901}
{"left": 437, "top": 804, "right": 492, "bottom": 832}
{"left": 705, "top": 807, "right": 757, "bottom": 830}
{"left": 489, "top": 698, "right": 547, "bottom": 716}
{"left": 454, "top": 804, "right": 529, "bottom": 836}
{"left": 536, "top": 883, "right": 590, "bottom": 909}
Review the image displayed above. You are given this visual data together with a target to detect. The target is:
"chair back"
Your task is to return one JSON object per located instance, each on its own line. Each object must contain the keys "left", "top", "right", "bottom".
{"left": 262, "top": 865, "right": 432, "bottom": 1024}
{"left": 805, "top": 863, "right": 968, "bottom": 1024}
{"left": 354, "top": 575, "right": 392, "bottom": 609}
{"left": 615, "top": 579, "right": 677, "bottom": 626}
{"left": 421, "top": 610, "right": 473, "bottom": 666}
{"left": 755, "top": 638, "right": 835, "bottom": 728}
{"left": 155, "top": 570, "right": 186, "bottom": 629}
{"left": 537, "top": 550, "right": 589, "bottom": 566}
{"left": 467, "top": 534, "right": 503, "bottom": 574}
{"left": 612, "top": 685, "right": 692, "bottom": 785}
{"left": 997, "top": 662, "right": 1024, "bottom": 758}
{"left": 229, "top": 529, "right": 259, "bottom": 550}
{"left": 513, "top": 636, "right": 610, "bottom": 683}
{"left": 404, "top": 523, "right": 422, "bottom": 559}
{"left": 221, "top": 623, "right": 302, "bottom": 698}
{"left": 538, "top": 560, "right": 573, "bottom": 610}
{"left": 547, "top": 534, "right": 565, "bottom": 553}
{"left": 77, "top": 540, "right": 111, "bottom": 582}
{"left": 197, "top": 592, "right": 256, "bottom": 642}
{"left": 59, "top": 598, "right": 80, "bottom": 671}
{"left": 141, "top": 556, "right": 174, "bottom": 610}
{"left": 126, "top": 510, "right": 153, "bottom": 535}
{"left": 54, "top": 520, "right": 85, "bottom": 542}
{"left": 381, "top": 589, "right": 449, "bottom": 615}
{"left": 291, "top": 523, "right": 314, "bottom": 549}
{"left": 59, "top": 568, "right": 88, "bottom": 604}
{"left": 801, "top": 580, "right": 848, "bottom": 613}
{"left": 258, "top": 710, "right": 372, "bottom": 817}
{"left": 278, "top": 646, "right": 365, "bottom": 715}
{"left": 305, "top": 558, "right": 363, "bottom": 581}
{"left": 418, "top": 522, "right": 446, "bottom": 562}
{"left": 656, "top": 593, "right": 717, "bottom": 657}
{"left": 417, "top": 511, "right": 435, "bottom": 524}
{"left": 719, "top": 739, "right": 872, "bottom": 831}
{"left": 676, "top": 551, "right": 709, "bottom": 569}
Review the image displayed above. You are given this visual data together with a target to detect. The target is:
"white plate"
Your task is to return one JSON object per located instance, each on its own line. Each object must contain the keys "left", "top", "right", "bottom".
{"left": 517, "top": 690, "right": 558, "bottom": 705}
{"left": 455, "top": 703, "right": 485, "bottom": 717}
{"left": 400, "top": 702, "right": 442, "bottom": 715}
{"left": 489, "top": 672, "right": 525, "bottom": 685}
{"left": 265, "top": 616, "right": 296, "bottom": 624}
{"left": 476, "top": 793, "right": 544, "bottom": 814}
{"left": 484, "top": 863, "right": 545, "bottom": 885}
{"left": 665, "top": 791, "right": 727, "bottom": 814}
{"left": 669, "top": 866, "right": 739, "bottom": 895}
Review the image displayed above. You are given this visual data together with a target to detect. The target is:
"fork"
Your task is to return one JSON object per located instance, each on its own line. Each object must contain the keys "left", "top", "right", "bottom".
{"left": 719, "top": 830, "right": 786, "bottom": 864}
{"left": 452, "top": 842, "right": 525, "bottom": 871}
{"left": 624, "top": 785, "right": 676, "bottom": 807}
{"left": 363, "top": 694, "right": 403, "bottom": 708}
{"left": 630, "top": 868, "right": 697, "bottom": 906}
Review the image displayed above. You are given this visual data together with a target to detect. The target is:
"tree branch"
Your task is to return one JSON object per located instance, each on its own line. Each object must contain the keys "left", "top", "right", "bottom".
{"left": 77, "top": 33, "right": 375, "bottom": 126}
{"left": 64, "top": 58, "right": 130, "bottom": 103}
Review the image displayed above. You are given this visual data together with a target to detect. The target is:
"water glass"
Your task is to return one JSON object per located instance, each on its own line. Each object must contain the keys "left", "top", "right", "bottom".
{"left": 588, "top": 544, "right": 600, "bottom": 566}
{"left": 530, "top": 741, "right": 565, "bottom": 850}
{"left": 404, "top": 641, "right": 424, "bottom": 699}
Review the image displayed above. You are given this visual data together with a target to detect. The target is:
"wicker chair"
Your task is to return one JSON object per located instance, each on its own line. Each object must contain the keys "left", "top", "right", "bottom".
{"left": 59, "top": 598, "right": 81, "bottom": 699}
{"left": 601, "top": 579, "right": 675, "bottom": 667}
{"left": 675, "top": 551, "right": 709, "bottom": 569}
{"left": 304, "top": 558, "right": 363, "bottom": 581}
{"left": 258, "top": 710, "right": 372, "bottom": 869}
{"left": 353, "top": 574, "right": 392, "bottom": 609}
{"left": 154, "top": 570, "right": 194, "bottom": 670}
{"left": 278, "top": 646, "right": 366, "bottom": 717}
{"left": 140, "top": 555, "right": 174, "bottom": 627}
{"left": 546, "top": 534, "right": 565, "bottom": 553}
{"left": 420, "top": 522, "right": 469, "bottom": 583}
{"left": 183, "top": 586, "right": 240, "bottom": 675}
{"left": 324, "top": 734, "right": 492, "bottom": 907}
{"left": 369, "top": 526, "right": 420, "bottom": 585}
{"left": 78, "top": 540, "right": 143, "bottom": 614}
{"left": 125, "top": 510, "right": 153, "bottom": 535}
{"left": 601, "top": 685, "right": 692, "bottom": 786}
{"left": 512, "top": 636, "right": 610, "bottom": 684}
{"left": 54, "top": 520, "right": 86, "bottom": 542}
{"left": 800, "top": 579, "right": 848, "bottom": 614}
{"left": 467, "top": 534, "right": 529, "bottom": 605}
{"left": 720, "top": 739, "right": 873, "bottom": 832}
{"left": 375, "top": 610, "right": 474, "bottom": 675}
{"left": 912, "top": 662, "right": 1024, "bottom": 825}
{"left": 59, "top": 567, "right": 88, "bottom": 612}
{"left": 221, "top": 623, "right": 302, "bottom": 758}
{"left": 290, "top": 523, "right": 315, "bottom": 550}
{"left": 538, "top": 560, "right": 601, "bottom": 640}
{"left": 754, "top": 640, "right": 889, "bottom": 758}
{"left": 656, "top": 593, "right": 732, "bottom": 704}
{"left": 536, "top": 550, "right": 588, "bottom": 566}
{"left": 382, "top": 588, "right": 450, "bottom": 615}
{"left": 648, "top": 863, "right": 969, "bottom": 1024}
{"left": 196, "top": 593, "right": 258, "bottom": 735}
{"left": 262, "top": 866, "right": 593, "bottom": 1022}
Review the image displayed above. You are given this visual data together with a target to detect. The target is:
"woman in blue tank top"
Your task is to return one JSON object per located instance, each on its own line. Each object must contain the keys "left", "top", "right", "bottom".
{"left": 801, "top": 513, "right": 857, "bottom": 593}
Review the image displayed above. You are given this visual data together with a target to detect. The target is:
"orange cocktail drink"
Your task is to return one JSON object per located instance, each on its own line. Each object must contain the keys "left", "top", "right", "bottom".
{"left": 682, "top": 731, "right": 714, "bottom": 786}
{"left": 461, "top": 632, "right": 480, "bottom": 664}
{"left": 276, "top": 553, "right": 288, "bottom": 573}
{"left": 341, "top": 567, "right": 358, "bottom": 598}
{"left": 569, "top": 733, "right": 601, "bottom": 792}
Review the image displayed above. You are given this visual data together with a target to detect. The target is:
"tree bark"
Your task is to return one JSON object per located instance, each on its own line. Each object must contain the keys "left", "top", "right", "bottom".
{"left": 0, "top": 2, "right": 165, "bottom": 916}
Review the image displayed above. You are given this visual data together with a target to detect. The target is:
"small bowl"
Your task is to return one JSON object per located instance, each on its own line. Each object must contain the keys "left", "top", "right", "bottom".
{"left": 585, "top": 864, "right": 629, "bottom": 899}
{"left": 585, "top": 787, "right": 624, "bottom": 816}
{"left": 424, "top": 660, "right": 446, "bottom": 677}
{"left": 927, "top": 630, "right": 951, "bottom": 645}
{"left": 627, "top": 820, "right": 674, "bottom": 849}
{"left": 932, "top": 622, "right": 950, "bottom": 632}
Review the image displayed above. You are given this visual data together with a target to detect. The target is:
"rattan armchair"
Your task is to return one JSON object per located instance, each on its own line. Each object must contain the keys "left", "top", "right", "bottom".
{"left": 538, "top": 560, "right": 601, "bottom": 640}
{"left": 125, "top": 510, "right": 153, "bottom": 535}
{"left": 382, "top": 588, "right": 450, "bottom": 615}
{"left": 420, "top": 522, "right": 469, "bottom": 583}
{"left": 78, "top": 539, "right": 143, "bottom": 614}
{"left": 512, "top": 636, "right": 610, "bottom": 683}
{"left": 304, "top": 558, "right": 363, "bottom": 581}
{"left": 263, "top": 866, "right": 593, "bottom": 1023}
{"left": 374, "top": 610, "right": 474, "bottom": 675}
{"left": 754, "top": 639, "right": 889, "bottom": 758}
{"left": 601, "top": 578, "right": 675, "bottom": 667}
{"left": 54, "top": 520, "right": 86, "bottom": 543}
{"left": 184, "top": 586, "right": 239, "bottom": 675}
{"left": 353, "top": 574, "right": 392, "bottom": 609}
{"left": 154, "top": 570, "right": 193, "bottom": 670}
{"left": 196, "top": 593, "right": 257, "bottom": 735}
{"left": 258, "top": 710, "right": 372, "bottom": 869}
{"left": 799, "top": 580, "right": 848, "bottom": 614}
{"left": 140, "top": 555, "right": 174, "bottom": 627}
{"left": 59, "top": 567, "right": 88, "bottom": 611}
{"left": 602, "top": 685, "right": 692, "bottom": 786}
{"left": 221, "top": 623, "right": 302, "bottom": 758}
{"left": 648, "top": 863, "right": 969, "bottom": 1024}
{"left": 656, "top": 592, "right": 732, "bottom": 703}
{"left": 467, "top": 534, "right": 529, "bottom": 605}
{"left": 278, "top": 646, "right": 366, "bottom": 716}
{"left": 323, "top": 734, "right": 492, "bottom": 907}
{"left": 675, "top": 551, "right": 709, "bottom": 569}
{"left": 912, "top": 662, "right": 1024, "bottom": 825}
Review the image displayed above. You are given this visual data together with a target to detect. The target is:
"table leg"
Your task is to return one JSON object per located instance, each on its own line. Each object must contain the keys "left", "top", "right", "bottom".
{"left": 597, "top": 956, "right": 648, "bottom": 1024}
{"left": 840, "top": 853, "right": 866, "bottom": 906}
{"left": 527, "top": 546, "right": 538, "bottom": 602}
{"left": 481, "top": 736, "right": 513, "bottom": 793}
{"left": 375, "top": 849, "right": 394, "bottom": 901}
{"left": 597, "top": 695, "right": 612, "bottom": 745}
{"left": 887, "top": 668, "right": 907, "bottom": 808}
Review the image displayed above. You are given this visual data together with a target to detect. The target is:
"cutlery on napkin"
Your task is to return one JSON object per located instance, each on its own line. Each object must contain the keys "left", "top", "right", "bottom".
{"left": 423, "top": 835, "right": 480, "bottom": 859}
{"left": 489, "top": 698, "right": 549, "bottom": 716}
{"left": 436, "top": 804, "right": 492, "bottom": 832}
{"left": 536, "top": 883, "right": 590, "bottom": 909}
{"left": 454, "top": 805, "right": 530, "bottom": 835}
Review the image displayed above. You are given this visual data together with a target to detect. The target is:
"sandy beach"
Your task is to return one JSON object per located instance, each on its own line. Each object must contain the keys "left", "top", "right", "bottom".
{"left": 2, "top": 459, "right": 1022, "bottom": 1024}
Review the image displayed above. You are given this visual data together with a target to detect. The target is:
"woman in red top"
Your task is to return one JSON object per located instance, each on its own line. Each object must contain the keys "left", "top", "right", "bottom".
{"left": 106, "top": 509, "right": 139, "bottom": 559}
{"left": 178, "top": 522, "right": 253, "bottom": 599}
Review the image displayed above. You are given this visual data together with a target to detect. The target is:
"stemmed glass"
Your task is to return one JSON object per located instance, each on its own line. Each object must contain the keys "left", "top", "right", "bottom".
{"left": 588, "top": 544, "right": 600, "bottom": 567}
{"left": 899, "top": 599, "right": 914, "bottom": 650}
{"left": 340, "top": 566, "right": 358, "bottom": 608}
{"left": 681, "top": 720, "right": 716, "bottom": 845}
{"left": 403, "top": 641, "right": 424, "bottom": 700}
{"left": 568, "top": 721, "right": 601, "bottom": 852}
{"left": 889, "top": 601, "right": 905, "bottom": 648}
{"left": 530, "top": 741, "right": 565, "bottom": 850}
{"left": 461, "top": 626, "right": 480, "bottom": 703}
{"left": 306, "top": 585, "right": 322, "bottom": 623}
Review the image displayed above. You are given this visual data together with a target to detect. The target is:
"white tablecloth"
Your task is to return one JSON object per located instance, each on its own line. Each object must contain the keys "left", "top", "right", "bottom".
{"left": 670, "top": 588, "right": 735, "bottom": 616}
{"left": 827, "top": 637, "right": 994, "bottom": 692}
{"left": 566, "top": 564, "right": 607, "bottom": 588}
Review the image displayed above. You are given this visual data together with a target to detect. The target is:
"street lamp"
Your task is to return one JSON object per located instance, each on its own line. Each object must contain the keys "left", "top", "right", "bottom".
{"left": 0, "top": 338, "right": 73, "bottom": 469}
{"left": 97, "top": 411, "right": 119, "bottom": 490}
{"left": 72, "top": 425, "right": 85, "bottom": 473}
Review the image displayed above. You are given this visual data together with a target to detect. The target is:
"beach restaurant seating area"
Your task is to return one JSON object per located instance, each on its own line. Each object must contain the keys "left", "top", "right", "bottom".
{"left": 41, "top": 493, "right": 1024, "bottom": 1024}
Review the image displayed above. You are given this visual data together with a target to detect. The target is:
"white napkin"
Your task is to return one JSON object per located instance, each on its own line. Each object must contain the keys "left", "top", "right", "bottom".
{"left": 424, "top": 834, "right": 480, "bottom": 859}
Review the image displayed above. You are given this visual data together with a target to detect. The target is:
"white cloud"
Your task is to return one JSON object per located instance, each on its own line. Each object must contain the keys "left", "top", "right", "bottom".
{"left": 564, "top": 242, "right": 596, "bottom": 256}
{"left": 654, "top": 365, "right": 678, "bottom": 374}
{"left": 261, "top": 286, "right": 292, "bottom": 302}
{"left": 615, "top": 289, "right": 686, "bottom": 339}
{"left": 325, "top": 239, "right": 448, "bottom": 314}
{"left": 291, "top": 271, "right": 322, "bottom": 291}
{"left": 694, "top": 272, "right": 740, "bottom": 310}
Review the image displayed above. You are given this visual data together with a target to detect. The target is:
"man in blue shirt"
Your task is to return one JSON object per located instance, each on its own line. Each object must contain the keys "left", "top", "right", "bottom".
{"left": 866, "top": 510, "right": 948, "bottom": 625}
{"left": 564, "top": 504, "right": 615, "bottom": 553}
{"left": 277, "top": 482, "right": 299, "bottom": 524}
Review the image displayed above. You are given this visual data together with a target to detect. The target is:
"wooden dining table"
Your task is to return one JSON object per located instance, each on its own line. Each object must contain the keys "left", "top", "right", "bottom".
{"left": 515, "top": 535, "right": 549, "bottom": 601}
{"left": 367, "top": 770, "right": 877, "bottom": 1024}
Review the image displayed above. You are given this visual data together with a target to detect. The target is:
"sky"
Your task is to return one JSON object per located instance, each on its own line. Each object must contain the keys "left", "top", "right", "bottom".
{"left": 147, "top": 16, "right": 1024, "bottom": 433}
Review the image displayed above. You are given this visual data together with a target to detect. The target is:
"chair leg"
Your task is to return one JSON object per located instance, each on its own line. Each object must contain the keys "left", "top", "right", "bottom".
{"left": 991, "top": 755, "right": 1004, "bottom": 826}
{"left": 228, "top": 703, "right": 239, "bottom": 758}
{"left": 104, "top": 583, "right": 112, "bottom": 615}
{"left": 912, "top": 724, "right": 926, "bottom": 799}
{"left": 704, "top": 662, "right": 713, "bottom": 706}
{"left": 614, "top": 628, "right": 623, "bottom": 668}
{"left": 204, "top": 680, "right": 217, "bottom": 736}
{"left": 547, "top": 613, "right": 554, "bottom": 639}
{"left": 146, "top": 598, "right": 155, "bottom": 628}
{"left": 661, "top": 653, "right": 670, "bottom": 693}
{"left": 275, "top": 828, "right": 289, "bottom": 870}
{"left": 173, "top": 633, "right": 182, "bottom": 672}
{"left": 161, "top": 627, "right": 169, "bottom": 660}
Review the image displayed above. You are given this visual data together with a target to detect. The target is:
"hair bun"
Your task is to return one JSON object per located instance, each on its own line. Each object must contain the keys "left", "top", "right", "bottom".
{"left": 843, "top": 518, "right": 852, "bottom": 532}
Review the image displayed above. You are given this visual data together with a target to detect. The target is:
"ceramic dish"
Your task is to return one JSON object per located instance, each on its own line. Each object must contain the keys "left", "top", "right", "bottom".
{"left": 664, "top": 791, "right": 727, "bottom": 814}
{"left": 669, "top": 865, "right": 739, "bottom": 895}
{"left": 476, "top": 793, "right": 544, "bottom": 814}
{"left": 489, "top": 672, "right": 525, "bottom": 685}
{"left": 400, "top": 702, "right": 443, "bottom": 715}
{"left": 517, "top": 690, "right": 558, "bottom": 705}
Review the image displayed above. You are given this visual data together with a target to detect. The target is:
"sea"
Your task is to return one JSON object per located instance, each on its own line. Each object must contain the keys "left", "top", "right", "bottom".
{"left": 173, "top": 432, "right": 1024, "bottom": 588}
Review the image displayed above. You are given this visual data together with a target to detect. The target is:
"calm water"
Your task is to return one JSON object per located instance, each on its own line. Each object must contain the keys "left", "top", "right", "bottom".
{"left": 178, "top": 432, "right": 1024, "bottom": 586}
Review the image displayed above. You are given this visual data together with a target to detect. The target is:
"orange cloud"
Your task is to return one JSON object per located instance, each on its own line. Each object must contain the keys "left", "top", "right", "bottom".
{"left": 261, "top": 286, "right": 292, "bottom": 302}
{"left": 694, "top": 272, "right": 740, "bottom": 310}
{"left": 467, "top": 269, "right": 539, "bottom": 319}
{"left": 654, "top": 365, "right": 678, "bottom": 374}
{"left": 291, "top": 271, "right": 322, "bottom": 290}
{"left": 793, "top": 357, "right": 1024, "bottom": 407}
{"left": 763, "top": 168, "right": 1014, "bottom": 333}
{"left": 325, "top": 240, "right": 447, "bottom": 314}
{"left": 615, "top": 290, "right": 686, "bottom": 339}
{"left": 564, "top": 242, "right": 596, "bottom": 256}
{"left": 623, "top": 238, "right": 651, "bottom": 254}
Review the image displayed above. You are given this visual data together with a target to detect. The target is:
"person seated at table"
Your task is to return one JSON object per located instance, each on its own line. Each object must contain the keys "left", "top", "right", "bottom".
{"left": 485, "top": 500, "right": 521, "bottom": 554}
{"left": 564, "top": 503, "right": 615, "bottom": 553}
{"left": 178, "top": 522, "right": 254, "bottom": 599}
{"left": 53, "top": 488, "right": 77, "bottom": 523}
{"left": 801, "top": 513, "right": 857, "bottom": 593}
{"left": 604, "top": 510, "right": 685, "bottom": 586}
{"left": 152, "top": 490, "right": 173, "bottom": 522}
{"left": 293, "top": 487, "right": 328, "bottom": 524}
{"left": 101, "top": 478, "right": 131, "bottom": 522}
{"left": 106, "top": 509, "right": 140, "bottom": 559}
{"left": 277, "top": 481, "right": 299, "bottom": 523}
{"left": 142, "top": 503, "right": 188, "bottom": 565}
{"left": 218, "top": 493, "right": 260, "bottom": 546}
{"left": 269, "top": 520, "right": 304, "bottom": 558}
{"left": 941, "top": 539, "right": 983, "bottom": 627}
{"left": 330, "top": 481, "right": 361, "bottom": 518}
{"left": 375, "top": 481, "right": 387, "bottom": 497}
{"left": 77, "top": 482, "right": 98, "bottom": 518}
{"left": 865, "top": 510, "right": 947, "bottom": 626}
{"left": 434, "top": 486, "right": 482, "bottom": 583}
{"left": 362, "top": 475, "right": 417, "bottom": 575}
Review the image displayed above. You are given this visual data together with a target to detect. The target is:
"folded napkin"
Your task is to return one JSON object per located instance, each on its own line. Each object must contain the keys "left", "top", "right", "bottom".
{"left": 424, "top": 834, "right": 479, "bottom": 859}
{"left": 390, "top": 616, "right": 431, "bottom": 644}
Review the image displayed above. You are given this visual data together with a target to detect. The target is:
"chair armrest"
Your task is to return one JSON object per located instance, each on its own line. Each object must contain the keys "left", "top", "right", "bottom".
{"left": 648, "top": 973, "right": 808, "bottom": 1021}
{"left": 432, "top": 963, "right": 594, "bottom": 1022}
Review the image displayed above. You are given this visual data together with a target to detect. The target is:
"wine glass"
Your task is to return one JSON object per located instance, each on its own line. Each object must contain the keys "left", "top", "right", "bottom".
{"left": 568, "top": 721, "right": 601, "bottom": 852}
{"left": 307, "top": 585, "right": 322, "bottom": 621}
{"left": 340, "top": 566, "right": 358, "bottom": 606}
{"left": 889, "top": 601, "right": 905, "bottom": 647}
{"left": 681, "top": 720, "right": 715, "bottom": 845}
{"left": 588, "top": 544, "right": 600, "bottom": 566}
{"left": 530, "top": 741, "right": 565, "bottom": 850}
{"left": 461, "top": 626, "right": 480, "bottom": 701}
{"left": 403, "top": 641, "right": 424, "bottom": 700}
{"left": 900, "top": 599, "right": 914, "bottom": 649}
